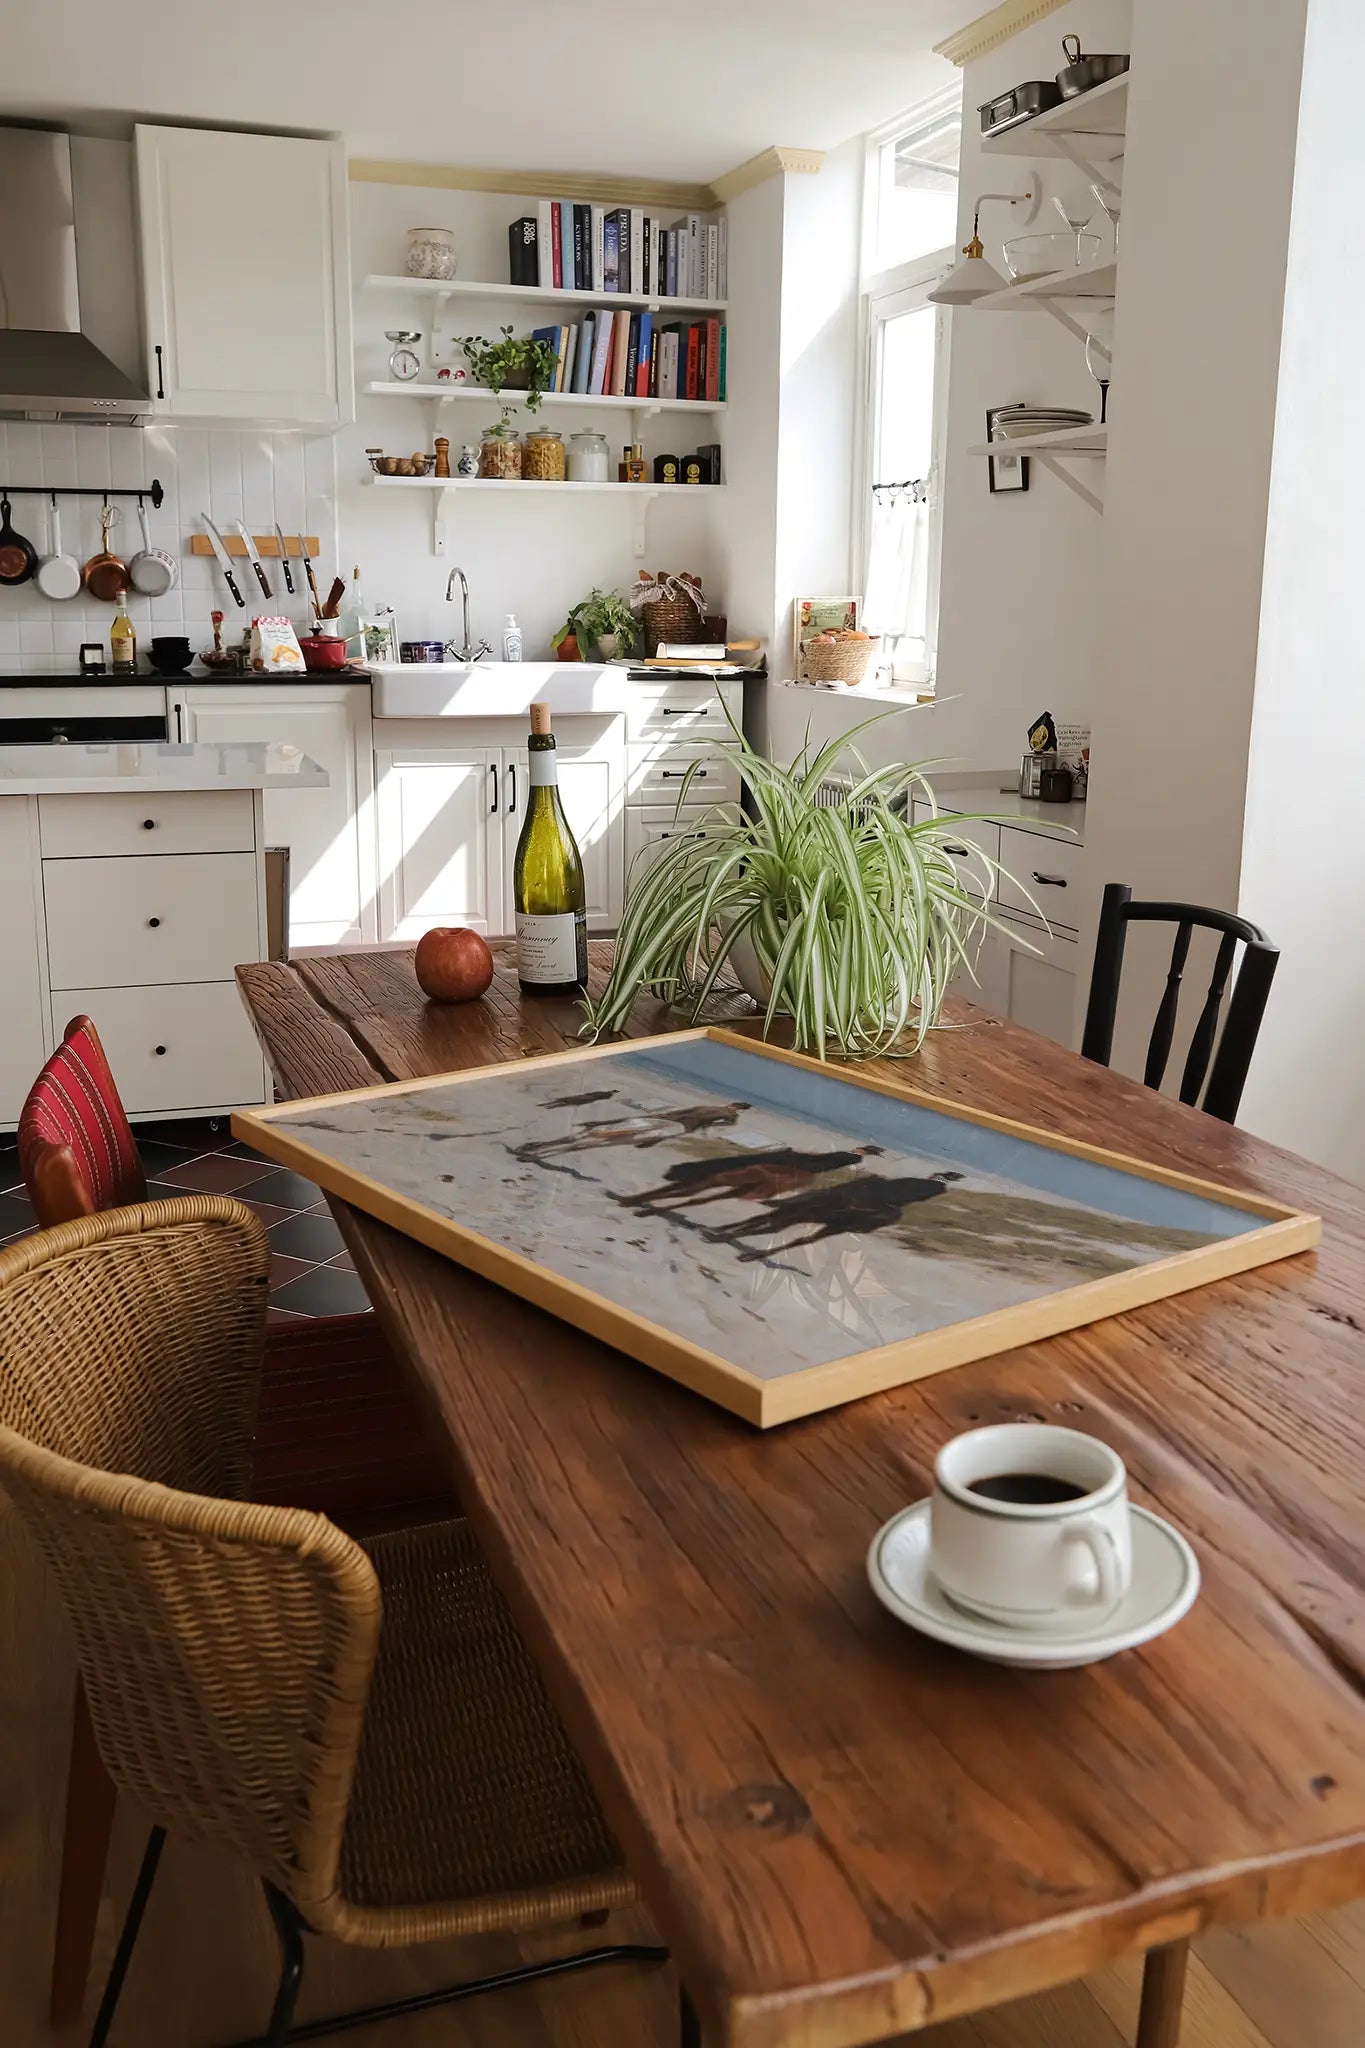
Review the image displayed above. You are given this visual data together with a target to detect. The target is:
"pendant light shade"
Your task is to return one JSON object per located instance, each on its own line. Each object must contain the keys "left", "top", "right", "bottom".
{"left": 928, "top": 233, "right": 1009, "bottom": 305}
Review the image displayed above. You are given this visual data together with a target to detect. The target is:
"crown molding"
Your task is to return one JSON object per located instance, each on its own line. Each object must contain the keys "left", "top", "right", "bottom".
{"left": 933, "top": 0, "right": 1070, "bottom": 68}
{"left": 348, "top": 159, "right": 716, "bottom": 213}
{"left": 709, "top": 146, "right": 825, "bottom": 205}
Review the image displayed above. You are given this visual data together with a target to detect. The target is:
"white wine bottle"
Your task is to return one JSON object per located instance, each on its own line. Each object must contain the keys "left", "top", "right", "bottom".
{"left": 514, "top": 702, "right": 588, "bottom": 995}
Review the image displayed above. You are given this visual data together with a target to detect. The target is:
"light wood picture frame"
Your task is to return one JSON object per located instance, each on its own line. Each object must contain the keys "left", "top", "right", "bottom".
{"left": 234, "top": 1029, "right": 1318, "bottom": 1428}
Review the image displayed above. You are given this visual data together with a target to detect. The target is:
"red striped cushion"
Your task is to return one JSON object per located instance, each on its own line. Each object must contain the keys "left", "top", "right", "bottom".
{"left": 17, "top": 1016, "right": 146, "bottom": 1216}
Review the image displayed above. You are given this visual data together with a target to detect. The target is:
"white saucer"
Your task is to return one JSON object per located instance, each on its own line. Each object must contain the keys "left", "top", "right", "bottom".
{"left": 867, "top": 1501, "right": 1199, "bottom": 1670}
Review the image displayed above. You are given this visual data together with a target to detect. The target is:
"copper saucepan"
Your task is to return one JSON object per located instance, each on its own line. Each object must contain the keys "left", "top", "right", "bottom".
{"left": 83, "top": 504, "right": 130, "bottom": 602}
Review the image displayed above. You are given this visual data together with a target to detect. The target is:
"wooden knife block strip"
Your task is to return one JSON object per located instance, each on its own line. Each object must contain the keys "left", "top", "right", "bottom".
{"left": 188, "top": 535, "right": 320, "bottom": 559}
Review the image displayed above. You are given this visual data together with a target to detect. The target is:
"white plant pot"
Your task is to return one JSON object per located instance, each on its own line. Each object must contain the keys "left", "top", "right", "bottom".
{"left": 596, "top": 631, "right": 620, "bottom": 660}
{"left": 729, "top": 928, "right": 788, "bottom": 1013}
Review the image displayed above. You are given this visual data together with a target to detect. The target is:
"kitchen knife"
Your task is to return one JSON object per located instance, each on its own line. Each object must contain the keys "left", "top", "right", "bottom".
{"left": 234, "top": 520, "right": 272, "bottom": 600}
{"left": 298, "top": 533, "right": 321, "bottom": 621}
{"left": 201, "top": 514, "right": 246, "bottom": 609}
{"left": 274, "top": 523, "right": 296, "bottom": 596}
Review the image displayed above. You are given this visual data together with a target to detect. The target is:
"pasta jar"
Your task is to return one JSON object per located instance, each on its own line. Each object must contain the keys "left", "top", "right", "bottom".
{"left": 567, "top": 429, "right": 610, "bottom": 482}
{"left": 523, "top": 427, "right": 566, "bottom": 481}
{"left": 479, "top": 425, "right": 522, "bottom": 480}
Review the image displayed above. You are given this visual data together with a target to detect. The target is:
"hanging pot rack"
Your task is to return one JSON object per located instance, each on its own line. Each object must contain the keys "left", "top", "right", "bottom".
{"left": 0, "top": 481, "right": 165, "bottom": 509}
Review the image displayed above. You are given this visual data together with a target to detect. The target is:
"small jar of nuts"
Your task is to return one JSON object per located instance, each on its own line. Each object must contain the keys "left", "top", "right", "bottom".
{"left": 522, "top": 427, "right": 566, "bottom": 481}
{"left": 479, "top": 425, "right": 522, "bottom": 480}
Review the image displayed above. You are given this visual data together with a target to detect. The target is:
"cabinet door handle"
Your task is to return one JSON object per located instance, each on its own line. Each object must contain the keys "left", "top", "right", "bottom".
{"left": 661, "top": 768, "right": 706, "bottom": 779}
{"left": 1032, "top": 871, "right": 1068, "bottom": 887}
{"left": 944, "top": 842, "right": 970, "bottom": 858}
{"left": 507, "top": 762, "right": 517, "bottom": 814}
{"left": 154, "top": 344, "right": 165, "bottom": 400}
{"left": 174, "top": 701, "right": 183, "bottom": 742}
{"left": 147, "top": 917, "right": 161, "bottom": 929}
{"left": 662, "top": 703, "right": 712, "bottom": 715}
{"left": 142, "top": 817, "right": 157, "bottom": 831}
{"left": 489, "top": 762, "right": 499, "bottom": 814}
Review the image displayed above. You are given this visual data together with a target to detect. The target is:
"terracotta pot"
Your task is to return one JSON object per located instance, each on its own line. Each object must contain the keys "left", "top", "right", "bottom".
{"left": 556, "top": 632, "right": 581, "bottom": 662}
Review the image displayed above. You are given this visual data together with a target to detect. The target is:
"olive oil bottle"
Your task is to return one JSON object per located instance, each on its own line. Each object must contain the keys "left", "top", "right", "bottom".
{"left": 513, "top": 703, "right": 588, "bottom": 995}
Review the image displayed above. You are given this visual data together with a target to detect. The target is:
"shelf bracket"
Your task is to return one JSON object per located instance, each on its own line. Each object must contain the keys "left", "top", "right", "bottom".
{"left": 430, "top": 483, "right": 454, "bottom": 555}
{"left": 1051, "top": 134, "right": 1122, "bottom": 197}
{"left": 631, "top": 494, "right": 650, "bottom": 559}
{"left": 1035, "top": 453, "right": 1104, "bottom": 515}
{"left": 427, "top": 292, "right": 458, "bottom": 368}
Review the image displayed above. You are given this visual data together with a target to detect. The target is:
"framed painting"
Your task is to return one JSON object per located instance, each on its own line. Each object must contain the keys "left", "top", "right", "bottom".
{"left": 233, "top": 1030, "right": 1318, "bottom": 1428}
{"left": 986, "top": 405, "right": 1029, "bottom": 494}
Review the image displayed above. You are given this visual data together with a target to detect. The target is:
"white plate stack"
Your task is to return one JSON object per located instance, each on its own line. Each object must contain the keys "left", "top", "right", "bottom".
{"left": 991, "top": 405, "right": 1093, "bottom": 440}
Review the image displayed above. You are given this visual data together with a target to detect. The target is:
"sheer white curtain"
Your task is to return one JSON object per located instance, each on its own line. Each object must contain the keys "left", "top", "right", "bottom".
{"left": 863, "top": 487, "right": 929, "bottom": 676}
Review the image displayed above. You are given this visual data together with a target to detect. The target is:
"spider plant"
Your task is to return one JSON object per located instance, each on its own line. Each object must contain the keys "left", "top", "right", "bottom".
{"left": 582, "top": 709, "right": 1026, "bottom": 1058}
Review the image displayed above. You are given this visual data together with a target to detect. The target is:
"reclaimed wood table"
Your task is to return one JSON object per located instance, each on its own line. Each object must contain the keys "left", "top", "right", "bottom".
{"left": 237, "top": 942, "right": 1365, "bottom": 2048}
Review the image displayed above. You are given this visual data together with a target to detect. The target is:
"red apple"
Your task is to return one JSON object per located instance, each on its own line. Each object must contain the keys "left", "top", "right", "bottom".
{"left": 414, "top": 926, "right": 495, "bottom": 1003}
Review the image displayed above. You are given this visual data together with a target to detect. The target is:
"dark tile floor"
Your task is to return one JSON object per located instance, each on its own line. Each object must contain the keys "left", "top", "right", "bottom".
{"left": 0, "top": 1119, "right": 366, "bottom": 1323}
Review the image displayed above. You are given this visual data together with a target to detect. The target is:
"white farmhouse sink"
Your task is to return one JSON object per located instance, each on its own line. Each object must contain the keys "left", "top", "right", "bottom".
{"left": 368, "top": 661, "right": 621, "bottom": 718}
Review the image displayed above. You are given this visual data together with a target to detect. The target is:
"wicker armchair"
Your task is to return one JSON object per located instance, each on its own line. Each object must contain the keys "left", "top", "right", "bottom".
{"left": 0, "top": 1203, "right": 666, "bottom": 2048}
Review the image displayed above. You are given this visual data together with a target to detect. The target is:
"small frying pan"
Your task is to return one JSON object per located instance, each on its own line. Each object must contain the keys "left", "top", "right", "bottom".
{"left": 0, "top": 495, "right": 38, "bottom": 586}
{"left": 83, "top": 504, "right": 130, "bottom": 602}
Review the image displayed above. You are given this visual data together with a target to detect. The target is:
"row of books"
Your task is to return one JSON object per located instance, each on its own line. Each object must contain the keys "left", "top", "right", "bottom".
{"left": 529, "top": 311, "right": 726, "bottom": 403}
{"left": 510, "top": 203, "right": 727, "bottom": 302}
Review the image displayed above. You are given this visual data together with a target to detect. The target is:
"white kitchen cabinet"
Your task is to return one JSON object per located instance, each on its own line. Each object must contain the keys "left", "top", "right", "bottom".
{"left": 374, "top": 717, "right": 626, "bottom": 944}
{"left": 0, "top": 803, "right": 49, "bottom": 1126}
{"left": 134, "top": 125, "right": 353, "bottom": 425}
{"left": 176, "top": 684, "right": 377, "bottom": 948}
{"left": 375, "top": 743, "right": 503, "bottom": 940}
{"left": 975, "top": 917, "right": 1080, "bottom": 1048}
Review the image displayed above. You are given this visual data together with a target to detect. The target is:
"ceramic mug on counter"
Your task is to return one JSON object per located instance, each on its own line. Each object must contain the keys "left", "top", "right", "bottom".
{"left": 929, "top": 1424, "right": 1132, "bottom": 1630}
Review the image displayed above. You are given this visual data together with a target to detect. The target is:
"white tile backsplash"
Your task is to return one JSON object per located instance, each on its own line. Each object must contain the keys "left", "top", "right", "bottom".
{"left": 0, "top": 419, "right": 339, "bottom": 671}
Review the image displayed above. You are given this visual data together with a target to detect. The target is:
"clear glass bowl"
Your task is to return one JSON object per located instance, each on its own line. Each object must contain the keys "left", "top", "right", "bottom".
{"left": 1003, "top": 231, "right": 1101, "bottom": 281}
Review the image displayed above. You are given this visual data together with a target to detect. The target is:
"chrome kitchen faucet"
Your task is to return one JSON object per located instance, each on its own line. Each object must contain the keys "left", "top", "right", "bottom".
{"left": 444, "top": 567, "right": 491, "bottom": 663}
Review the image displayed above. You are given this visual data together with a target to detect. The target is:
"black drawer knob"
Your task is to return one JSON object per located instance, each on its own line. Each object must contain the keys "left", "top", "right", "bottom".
{"left": 142, "top": 818, "right": 156, "bottom": 830}
{"left": 147, "top": 917, "right": 161, "bottom": 928}
{"left": 154, "top": 1044, "right": 167, "bottom": 1056}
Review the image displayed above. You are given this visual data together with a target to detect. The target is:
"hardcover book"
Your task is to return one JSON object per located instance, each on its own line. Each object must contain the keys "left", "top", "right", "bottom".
{"left": 509, "top": 215, "right": 538, "bottom": 287}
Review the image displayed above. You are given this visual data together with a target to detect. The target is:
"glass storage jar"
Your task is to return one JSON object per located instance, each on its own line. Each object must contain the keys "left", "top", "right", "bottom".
{"left": 479, "top": 425, "right": 522, "bottom": 480}
{"left": 405, "top": 227, "right": 457, "bottom": 279}
{"left": 523, "top": 427, "right": 566, "bottom": 481}
{"left": 567, "top": 429, "right": 610, "bottom": 482}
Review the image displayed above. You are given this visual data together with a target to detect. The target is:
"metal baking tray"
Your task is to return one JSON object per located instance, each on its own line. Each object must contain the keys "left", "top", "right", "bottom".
{"left": 979, "top": 80, "right": 1063, "bottom": 136}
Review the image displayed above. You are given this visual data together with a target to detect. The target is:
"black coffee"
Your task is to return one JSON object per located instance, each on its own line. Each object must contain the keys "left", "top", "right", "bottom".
{"left": 967, "top": 1472, "right": 1089, "bottom": 1506}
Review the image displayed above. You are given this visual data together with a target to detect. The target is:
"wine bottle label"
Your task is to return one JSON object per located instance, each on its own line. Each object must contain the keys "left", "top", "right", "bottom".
{"left": 516, "top": 910, "right": 584, "bottom": 983}
{"left": 527, "top": 753, "right": 558, "bottom": 787}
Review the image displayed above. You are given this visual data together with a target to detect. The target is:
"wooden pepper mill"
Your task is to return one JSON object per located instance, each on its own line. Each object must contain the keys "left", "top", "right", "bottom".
{"left": 433, "top": 436, "right": 451, "bottom": 478}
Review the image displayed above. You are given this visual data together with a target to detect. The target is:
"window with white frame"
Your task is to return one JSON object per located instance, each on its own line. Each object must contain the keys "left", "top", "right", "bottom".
{"left": 859, "top": 88, "right": 960, "bottom": 685}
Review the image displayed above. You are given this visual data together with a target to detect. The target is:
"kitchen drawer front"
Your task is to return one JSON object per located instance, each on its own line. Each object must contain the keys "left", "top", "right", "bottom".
{"left": 44, "top": 853, "right": 261, "bottom": 990}
{"left": 997, "top": 828, "right": 1082, "bottom": 930}
{"left": 54, "top": 982, "right": 267, "bottom": 1114}
{"left": 39, "top": 789, "right": 256, "bottom": 858}
{"left": 625, "top": 806, "right": 710, "bottom": 875}
{"left": 626, "top": 747, "right": 739, "bottom": 808}
{"left": 913, "top": 811, "right": 1001, "bottom": 901}
{"left": 625, "top": 681, "right": 737, "bottom": 742}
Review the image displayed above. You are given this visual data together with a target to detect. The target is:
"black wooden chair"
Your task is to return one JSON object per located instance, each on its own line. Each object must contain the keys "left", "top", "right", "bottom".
{"left": 1081, "top": 883, "right": 1279, "bottom": 1124}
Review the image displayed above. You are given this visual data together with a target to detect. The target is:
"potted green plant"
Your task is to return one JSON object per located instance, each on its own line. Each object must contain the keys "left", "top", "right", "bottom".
{"left": 582, "top": 711, "right": 1022, "bottom": 1059}
{"left": 552, "top": 587, "right": 641, "bottom": 662}
{"left": 458, "top": 325, "right": 558, "bottom": 418}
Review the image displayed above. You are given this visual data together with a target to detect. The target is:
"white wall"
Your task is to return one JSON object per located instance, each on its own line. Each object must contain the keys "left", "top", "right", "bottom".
{"left": 1236, "top": 0, "right": 1365, "bottom": 1178}
{"left": 925, "top": 0, "right": 1129, "bottom": 772}
{"left": 1077, "top": 0, "right": 1309, "bottom": 1079}
{"left": 344, "top": 183, "right": 727, "bottom": 659}
{"left": 714, "top": 176, "right": 784, "bottom": 654}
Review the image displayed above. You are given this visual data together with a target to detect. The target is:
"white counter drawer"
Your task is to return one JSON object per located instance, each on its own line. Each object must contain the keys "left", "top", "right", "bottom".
{"left": 53, "top": 982, "right": 267, "bottom": 1114}
{"left": 912, "top": 810, "right": 1000, "bottom": 902}
{"left": 626, "top": 748, "right": 739, "bottom": 808}
{"left": 624, "top": 682, "right": 736, "bottom": 742}
{"left": 39, "top": 789, "right": 256, "bottom": 859}
{"left": 997, "top": 828, "right": 1083, "bottom": 930}
{"left": 625, "top": 806, "right": 710, "bottom": 876}
{"left": 44, "top": 853, "right": 261, "bottom": 991}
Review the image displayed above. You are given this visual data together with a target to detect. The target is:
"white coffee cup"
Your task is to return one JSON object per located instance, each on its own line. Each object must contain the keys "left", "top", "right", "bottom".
{"left": 929, "top": 1424, "right": 1132, "bottom": 1631}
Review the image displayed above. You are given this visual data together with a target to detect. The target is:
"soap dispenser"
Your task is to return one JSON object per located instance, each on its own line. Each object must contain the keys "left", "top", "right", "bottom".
{"left": 502, "top": 614, "right": 523, "bottom": 662}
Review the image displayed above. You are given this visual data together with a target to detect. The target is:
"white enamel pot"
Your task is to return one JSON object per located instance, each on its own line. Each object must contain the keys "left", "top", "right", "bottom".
{"left": 34, "top": 501, "right": 82, "bottom": 601}
{"left": 127, "top": 500, "right": 178, "bottom": 597}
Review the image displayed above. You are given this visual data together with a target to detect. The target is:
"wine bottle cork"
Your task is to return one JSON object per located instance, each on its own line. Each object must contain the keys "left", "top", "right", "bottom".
{"left": 529, "top": 702, "right": 552, "bottom": 736}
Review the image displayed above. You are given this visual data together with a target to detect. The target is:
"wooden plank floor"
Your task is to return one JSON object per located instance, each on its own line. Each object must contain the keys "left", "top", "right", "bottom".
{"left": 3, "top": 1490, "right": 1363, "bottom": 2048}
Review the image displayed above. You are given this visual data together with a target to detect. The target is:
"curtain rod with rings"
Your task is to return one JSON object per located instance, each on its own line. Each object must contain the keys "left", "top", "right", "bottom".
{"left": 872, "top": 478, "right": 929, "bottom": 500}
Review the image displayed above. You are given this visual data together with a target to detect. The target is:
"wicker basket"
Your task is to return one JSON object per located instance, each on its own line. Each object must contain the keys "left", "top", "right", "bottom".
{"left": 803, "top": 636, "right": 876, "bottom": 686}
{"left": 640, "top": 596, "right": 702, "bottom": 652}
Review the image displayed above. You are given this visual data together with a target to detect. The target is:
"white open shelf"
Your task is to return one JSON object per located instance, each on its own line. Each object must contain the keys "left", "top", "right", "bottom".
{"left": 967, "top": 423, "right": 1106, "bottom": 456}
{"left": 973, "top": 258, "right": 1118, "bottom": 313}
{"left": 362, "top": 274, "right": 727, "bottom": 316}
{"left": 980, "top": 75, "right": 1127, "bottom": 161}
{"left": 364, "top": 380, "right": 724, "bottom": 416}
{"left": 362, "top": 470, "right": 725, "bottom": 557}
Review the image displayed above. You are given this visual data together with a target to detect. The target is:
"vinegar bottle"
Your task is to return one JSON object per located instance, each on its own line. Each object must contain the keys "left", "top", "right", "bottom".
{"left": 513, "top": 702, "right": 588, "bottom": 995}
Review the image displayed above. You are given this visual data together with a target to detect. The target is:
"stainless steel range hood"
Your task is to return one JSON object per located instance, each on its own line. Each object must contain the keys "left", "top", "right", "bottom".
{"left": 0, "top": 127, "right": 150, "bottom": 423}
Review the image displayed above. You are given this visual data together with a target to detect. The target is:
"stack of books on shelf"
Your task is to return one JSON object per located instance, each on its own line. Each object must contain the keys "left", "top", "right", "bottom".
{"left": 529, "top": 310, "right": 725, "bottom": 403}
{"left": 509, "top": 201, "right": 727, "bottom": 301}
